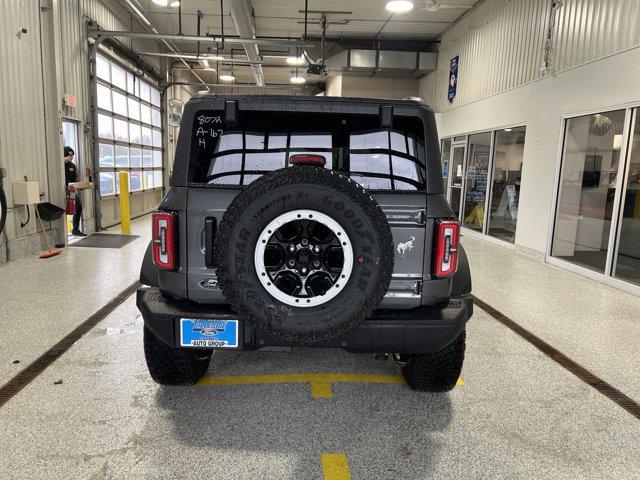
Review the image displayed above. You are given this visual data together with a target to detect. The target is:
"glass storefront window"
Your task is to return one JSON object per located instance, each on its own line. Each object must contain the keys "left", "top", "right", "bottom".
{"left": 441, "top": 138, "right": 451, "bottom": 192}
{"left": 551, "top": 110, "right": 626, "bottom": 273}
{"left": 614, "top": 109, "right": 640, "bottom": 285}
{"left": 462, "top": 132, "right": 492, "bottom": 232}
{"left": 488, "top": 127, "right": 526, "bottom": 242}
{"left": 450, "top": 145, "right": 465, "bottom": 219}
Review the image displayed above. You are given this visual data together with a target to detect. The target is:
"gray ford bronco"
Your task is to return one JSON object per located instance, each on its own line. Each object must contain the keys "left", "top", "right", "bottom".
{"left": 137, "top": 94, "right": 472, "bottom": 392}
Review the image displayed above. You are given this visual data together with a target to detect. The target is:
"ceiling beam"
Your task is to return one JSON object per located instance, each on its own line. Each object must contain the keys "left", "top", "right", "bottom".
{"left": 229, "top": 0, "right": 264, "bottom": 86}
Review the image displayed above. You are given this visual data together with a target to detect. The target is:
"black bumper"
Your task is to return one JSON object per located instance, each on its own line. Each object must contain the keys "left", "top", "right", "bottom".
{"left": 137, "top": 288, "right": 473, "bottom": 354}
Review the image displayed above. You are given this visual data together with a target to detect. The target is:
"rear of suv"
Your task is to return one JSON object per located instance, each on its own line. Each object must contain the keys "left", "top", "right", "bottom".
{"left": 137, "top": 94, "right": 472, "bottom": 392}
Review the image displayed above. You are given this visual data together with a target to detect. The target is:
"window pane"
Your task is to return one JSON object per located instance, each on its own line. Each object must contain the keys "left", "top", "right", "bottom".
{"left": 244, "top": 152, "right": 286, "bottom": 184}
{"left": 552, "top": 110, "right": 626, "bottom": 273}
{"left": 207, "top": 153, "right": 242, "bottom": 185}
{"left": 111, "top": 63, "right": 126, "bottom": 90}
{"left": 144, "top": 170, "right": 154, "bottom": 189}
{"left": 441, "top": 138, "right": 451, "bottom": 192}
{"left": 487, "top": 127, "right": 526, "bottom": 243}
{"left": 115, "top": 146, "right": 129, "bottom": 168}
{"left": 152, "top": 129, "right": 162, "bottom": 147}
{"left": 390, "top": 131, "right": 407, "bottom": 153}
{"left": 96, "top": 54, "right": 110, "bottom": 81}
{"left": 142, "top": 149, "right": 153, "bottom": 167}
{"left": 99, "top": 143, "right": 114, "bottom": 168}
{"left": 114, "top": 118, "right": 129, "bottom": 142}
{"left": 462, "top": 132, "right": 492, "bottom": 232}
{"left": 98, "top": 114, "right": 113, "bottom": 140}
{"left": 614, "top": 110, "right": 640, "bottom": 285}
{"left": 154, "top": 170, "right": 163, "bottom": 188}
{"left": 130, "top": 171, "right": 142, "bottom": 191}
{"left": 152, "top": 150, "right": 162, "bottom": 167}
{"left": 141, "top": 126, "right": 152, "bottom": 146}
{"left": 112, "top": 91, "right": 127, "bottom": 116}
{"left": 129, "top": 123, "right": 141, "bottom": 144}
{"left": 128, "top": 98, "right": 140, "bottom": 121}
{"left": 97, "top": 84, "right": 111, "bottom": 111}
{"left": 126, "top": 72, "right": 135, "bottom": 94}
{"left": 140, "top": 104, "right": 151, "bottom": 125}
{"left": 99, "top": 171, "right": 115, "bottom": 196}
{"left": 350, "top": 131, "right": 390, "bottom": 189}
{"left": 129, "top": 147, "right": 142, "bottom": 168}
{"left": 450, "top": 146, "right": 465, "bottom": 219}
{"left": 150, "top": 88, "right": 160, "bottom": 107}
{"left": 140, "top": 81, "right": 151, "bottom": 102}
{"left": 151, "top": 108, "right": 161, "bottom": 127}
{"left": 391, "top": 156, "right": 419, "bottom": 189}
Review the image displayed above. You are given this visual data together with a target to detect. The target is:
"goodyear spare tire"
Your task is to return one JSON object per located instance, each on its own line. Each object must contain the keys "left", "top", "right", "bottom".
{"left": 214, "top": 166, "right": 394, "bottom": 344}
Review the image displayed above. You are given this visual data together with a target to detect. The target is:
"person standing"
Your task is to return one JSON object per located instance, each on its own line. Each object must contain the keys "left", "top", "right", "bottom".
{"left": 64, "top": 146, "right": 85, "bottom": 236}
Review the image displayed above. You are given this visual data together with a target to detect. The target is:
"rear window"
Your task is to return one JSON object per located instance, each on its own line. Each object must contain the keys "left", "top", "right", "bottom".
{"left": 188, "top": 110, "right": 426, "bottom": 191}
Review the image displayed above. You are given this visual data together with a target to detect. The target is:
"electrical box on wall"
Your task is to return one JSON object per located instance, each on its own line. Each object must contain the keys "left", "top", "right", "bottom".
{"left": 12, "top": 182, "right": 40, "bottom": 205}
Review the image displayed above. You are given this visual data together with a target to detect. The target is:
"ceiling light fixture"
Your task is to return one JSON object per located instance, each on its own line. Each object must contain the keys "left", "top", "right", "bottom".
{"left": 219, "top": 74, "right": 236, "bottom": 82}
{"left": 286, "top": 56, "right": 305, "bottom": 66}
{"left": 170, "top": 1, "right": 180, "bottom": 6}
{"left": 290, "top": 76, "right": 306, "bottom": 84}
{"left": 386, "top": 1, "right": 414, "bottom": 13}
{"left": 151, "top": 0, "right": 168, "bottom": 6}
{"left": 200, "top": 59, "right": 210, "bottom": 68}
{"left": 504, "top": 128, "right": 512, "bottom": 132}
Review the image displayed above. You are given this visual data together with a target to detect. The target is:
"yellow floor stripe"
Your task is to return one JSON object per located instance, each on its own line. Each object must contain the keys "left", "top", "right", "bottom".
{"left": 309, "top": 381, "right": 333, "bottom": 398}
{"left": 197, "top": 373, "right": 465, "bottom": 396}
{"left": 198, "top": 373, "right": 406, "bottom": 386}
{"left": 321, "top": 453, "right": 351, "bottom": 480}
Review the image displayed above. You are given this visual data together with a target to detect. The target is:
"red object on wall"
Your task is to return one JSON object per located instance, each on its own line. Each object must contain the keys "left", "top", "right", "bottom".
{"left": 66, "top": 189, "right": 76, "bottom": 215}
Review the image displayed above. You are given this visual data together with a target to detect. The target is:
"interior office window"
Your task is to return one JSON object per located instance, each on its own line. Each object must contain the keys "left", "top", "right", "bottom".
{"left": 441, "top": 138, "right": 451, "bottom": 192}
{"left": 551, "top": 110, "right": 626, "bottom": 273}
{"left": 488, "top": 127, "right": 526, "bottom": 242}
{"left": 462, "top": 132, "right": 492, "bottom": 232}
{"left": 614, "top": 109, "right": 640, "bottom": 285}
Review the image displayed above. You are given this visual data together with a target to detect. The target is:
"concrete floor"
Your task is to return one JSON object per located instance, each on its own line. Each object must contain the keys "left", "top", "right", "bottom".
{"left": 0, "top": 223, "right": 639, "bottom": 479}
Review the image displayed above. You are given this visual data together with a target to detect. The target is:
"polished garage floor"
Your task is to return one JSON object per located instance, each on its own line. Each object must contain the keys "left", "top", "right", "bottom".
{"left": 0, "top": 219, "right": 639, "bottom": 479}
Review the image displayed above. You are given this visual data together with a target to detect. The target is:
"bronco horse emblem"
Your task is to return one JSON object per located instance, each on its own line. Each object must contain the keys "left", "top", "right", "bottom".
{"left": 396, "top": 236, "right": 416, "bottom": 259}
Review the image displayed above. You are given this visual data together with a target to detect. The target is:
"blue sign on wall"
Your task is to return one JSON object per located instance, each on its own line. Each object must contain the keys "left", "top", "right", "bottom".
{"left": 448, "top": 55, "right": 459, "bottom": 103}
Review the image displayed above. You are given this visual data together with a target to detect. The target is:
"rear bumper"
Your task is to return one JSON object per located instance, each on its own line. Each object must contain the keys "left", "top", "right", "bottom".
{"left": 137, "top": 287, "right": 473, "bottom": 354}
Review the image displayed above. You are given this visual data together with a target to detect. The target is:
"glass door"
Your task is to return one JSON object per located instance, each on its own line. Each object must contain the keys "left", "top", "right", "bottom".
{"left": 462, "top": 132, "right": 492, "bottom": 232}
{"left": 613, "top": 108, "right": 640, "bottom": 285}
{"left": 449, "top": 143, "right": 466, "bottom": 219}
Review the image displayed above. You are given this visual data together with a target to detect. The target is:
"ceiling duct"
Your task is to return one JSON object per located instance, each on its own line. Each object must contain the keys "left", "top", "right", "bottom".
{"left": 229, "top": 0, "right": 265, "bottom": 86}
{"left": 325, "top": 49, "right": 437, "bottom": 78}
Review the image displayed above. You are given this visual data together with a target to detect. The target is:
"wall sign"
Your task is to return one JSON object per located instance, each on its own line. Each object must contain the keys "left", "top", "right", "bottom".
{"left": 448, "top": 55, "right": 459, "bottom": 104}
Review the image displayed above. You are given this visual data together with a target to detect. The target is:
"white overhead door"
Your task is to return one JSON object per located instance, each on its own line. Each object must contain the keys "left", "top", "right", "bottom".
{"left": 94, "top": 52, "right": 164, "bottom": 228}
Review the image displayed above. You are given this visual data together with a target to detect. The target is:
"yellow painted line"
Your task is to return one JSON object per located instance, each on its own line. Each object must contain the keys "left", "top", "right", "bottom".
{"left": 197, "top": 373, "right": 465, "bottom": 397}
{"left": 321, "top": 453, "right": 351, "bottom": 480}
{"left": 310, "top": 381, "right": 333, "bottom": 398}
{"left": 198, "top": 373, "right": 406, "bottom": 386}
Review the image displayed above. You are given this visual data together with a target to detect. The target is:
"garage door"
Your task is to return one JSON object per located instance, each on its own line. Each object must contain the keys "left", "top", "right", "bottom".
{"left": 94, "top": 52, "right": 164, "bottom": 228}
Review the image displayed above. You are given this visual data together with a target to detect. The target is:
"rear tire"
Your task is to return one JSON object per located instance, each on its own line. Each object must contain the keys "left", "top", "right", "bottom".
{"left": 143, "top": 326, "right": 212, "bottom": 385}
{"left": 401, "top": 330, "right": 465, "bottom": 392}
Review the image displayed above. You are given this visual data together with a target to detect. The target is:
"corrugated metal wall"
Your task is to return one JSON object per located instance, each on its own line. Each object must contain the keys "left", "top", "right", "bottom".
{"left": 420, "top": 0, "right": 640, "bottom": 112}
{"left": 0, "top": 0, "right": 51, "bottom": 245}
{"left": 0, "top": 0, "right": 163, "bottom": 260}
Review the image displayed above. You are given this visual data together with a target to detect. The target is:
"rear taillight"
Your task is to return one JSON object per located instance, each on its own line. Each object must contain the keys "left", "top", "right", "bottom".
{"left": 433, "top": 219, "right": 459, "bottom": 278}
{"left": 153, "top": 211, "right": 177, "bottom": 270}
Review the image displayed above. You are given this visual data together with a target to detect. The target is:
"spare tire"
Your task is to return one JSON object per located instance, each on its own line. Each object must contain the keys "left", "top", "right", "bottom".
{"left": 214, "top": 166, "right": 394, "bottom": 344}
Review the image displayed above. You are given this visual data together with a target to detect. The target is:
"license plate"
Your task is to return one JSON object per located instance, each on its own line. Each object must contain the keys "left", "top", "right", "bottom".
{"left": 180, "top": 319, "right": 239, "bottom": 348}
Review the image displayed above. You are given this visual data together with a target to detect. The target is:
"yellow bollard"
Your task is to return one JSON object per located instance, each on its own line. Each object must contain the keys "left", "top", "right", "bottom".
{"left": 119, "top": 171, "right": 131, "bottom": 234}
